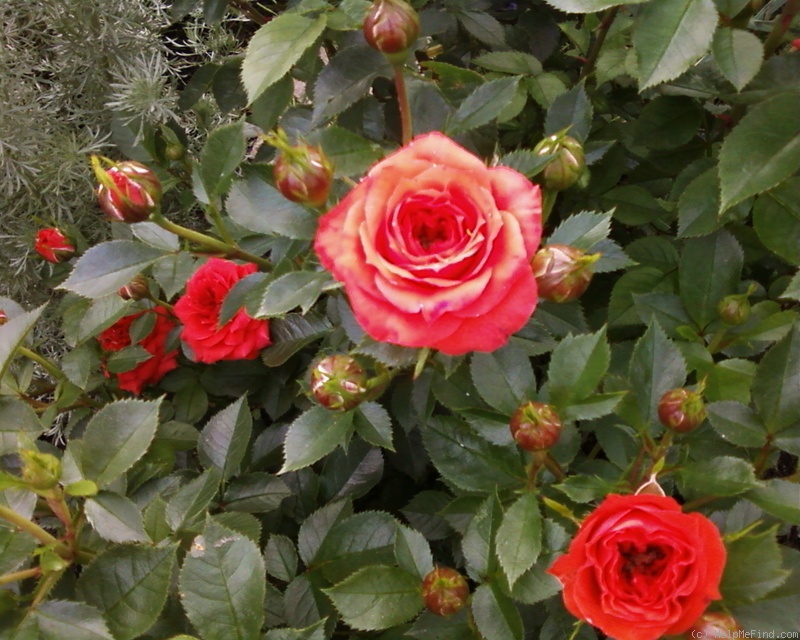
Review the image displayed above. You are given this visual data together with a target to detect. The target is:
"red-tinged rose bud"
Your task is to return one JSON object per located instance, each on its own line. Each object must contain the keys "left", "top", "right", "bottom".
{"left": 531, "top": 244, "right": 600, "bottom": 303}
{"left": 684, "top": 611, "right": 744, "bottom": 638}
{"left": 510, "top": 401, "right": 563, "bottom": 451}
{"left": 274, "top": 143, "right": 334, "bottom": 208}
{"left": 718, "top": 292, "right": 751, "bottom": 325}
{"left": 310, "top": 354, "right": 370, "bottom": 411}
{"left": 118, "top": 274, "right": 150, "bottom": 301}
{"left": 363, "top": 0, "right": 420, "bottom": 63}
{"left": 658, "top": 388, "right": 707, "bottom": 433}
{"left": 791, "top": 38, "right": 800, "bottom": 52}
{"left": 0, "top": 310, "right": 8, "bottom": 326}
{"left": 421, "top": 566, "right": 470, "bottom": 617}
{"left": 92, "top": 156, "right": 162, "bottom": 223}
{"left": 34, "top": 228, "right": 75, "bottom": 263}
{"left": 534, "top": 133, "right": 586, "bottom": 191}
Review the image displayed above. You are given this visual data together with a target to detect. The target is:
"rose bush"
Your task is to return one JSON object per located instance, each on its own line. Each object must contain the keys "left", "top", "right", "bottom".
{"left": 548, "top": 494, "right": 727, "bottom": 640}
{"left": 314, "top": 132, "right": 542, "bottom": 355}
{"left": 98, "top": 306, "right": 179, "bottom": 395}
{"left": 174, "top": 257, "right": 271, "bottom": 364}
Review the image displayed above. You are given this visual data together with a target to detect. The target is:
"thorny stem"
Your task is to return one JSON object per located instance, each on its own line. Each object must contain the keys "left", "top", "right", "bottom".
{"left": 580, "top": 6, "right": 620, "bottom": 81}
{"left": 150, "top": 210, "right": 272, "bottom": 270}
{"left": 0, "top": 504, "right": 71, "bottom": 560}
{"left": 0, "top": 567, "right": 41, "bottom": 586}
{"left": 763, "top": 0, "right": 800, "bottom": 58}
{"left": 544, "top": 453, "right": 567, "bottom": 482}
{"left": 31, "top": 569, "right": 65, "bottom": 608}
{"left": 393, "top": 64, "right": 413, "bottom": 145}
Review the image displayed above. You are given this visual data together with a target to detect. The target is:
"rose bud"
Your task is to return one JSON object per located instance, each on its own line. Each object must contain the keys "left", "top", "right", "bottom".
{"left": 792, "top": 38, "right": 800, "bottom": 52}
{"left": 20, "top": 449, "right": 62, "bottom": 492}
{"left": 363, "top": 0, "right": 420, "bottom": 63}
{"left": 0, "top": 309, "right": 8, "bottom": 326}
{"left": 510, "top": 401, "right": 563, "bottom": 451}
{"left": 658, "top": 388, "right": 707, "bottom": 433}
{"left": 274, "top": 142, "right": 334, "bottom": 208}
{"left": 534, "top": 133, "right": 586, "bottom": 191}
{"left": 531, "top": 244, "right": 600, "bottom": 303}
{"left": 92, "top": 156, "right": 162, "bottom": 223}
{"left": 34, "top": 228, "right": 76, "bottom": 263}
{"left": 309, "top": 354, "right": 370, "bottom": 411}
{"left": 717, "top": 286, "right": 755, "bottom": 326}
{"left": 118, "top": 274, "right": 150, "bottom": 301}
{"left": 421, "top": 566, "right": 470, "bottom": 617}
{"left": 684, "top": 611, "right": 743, "bottom": 638}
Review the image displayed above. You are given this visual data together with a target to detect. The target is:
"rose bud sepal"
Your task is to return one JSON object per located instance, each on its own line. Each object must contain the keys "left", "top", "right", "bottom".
{"left": 34, "top": 228, "right": 76, "bottom": 263}
{"left": 510, "top": 401, "right": 563, "bottom": 451}
{"left": 92, "top": 155, "right": 162, "bottom": 223}
{"left": 658, "top": 387, "right": 707, "bottom": 433}
{"left": 534, "top": 132, "right": 586, "bottom": 192}
{"left": 309, "top": 355, "right": 372, "bottom": 412}
{"left": 683, "top": 611, "right": 744, "bottom": 638}
{"left": 266, "top": 130, "right": 333, "bottom": 208}
{"left": 421, "top": 566, "right": 470, "bottom": 617}
{"left": 531, "top": 244, "right": 600, "bottom": 303}
{"left": 363, "top": 0, "right": 420, "bottom": 64}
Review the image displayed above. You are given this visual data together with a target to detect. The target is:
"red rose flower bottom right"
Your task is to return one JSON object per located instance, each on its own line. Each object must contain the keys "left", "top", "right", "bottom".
{"left": 548, "top": 494, "right": 727, "bottom": 640}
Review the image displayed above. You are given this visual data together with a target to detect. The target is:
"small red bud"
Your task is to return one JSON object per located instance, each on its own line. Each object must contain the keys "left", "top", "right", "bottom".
{"left": 792, "top": 38, "right": 800, "bottom": 52}
{"left": 34, "top": 228, "right": 76, "bottom": 263}
{"left": 363, "top": 0, "right": 420, "bottom": 62}
{"left": 658, "top": 388, "right": 706, "bottom": 433}
{"left": 510, "top": 401, "right": 563, "bottom": 451}
{"left": 684, "top": 611, "right": 744, "bottom": 638}
{"left": 94, "top": 158, "right": 162, "bottom": 223}
{"left": 718, "top": 293, "right": 751, "bottom": 325}
{"left": 0, "top": 309, "right": 8, "bottom": 326}
{"left": 274, "top": 143, "right": 334, "bottom": 208}
{"left": 118, "top": 274, "right": 150, "bottom": 301}
{"left": 421, "top": 566, "right": 469, "bottom": 617}
{"left": 534, "top": 134, "right": 586, "bottom": 191}
{"left": 531, "top": 244, "right": 599, "bottom": 303}
{"left": 309, "top": 355, "right": 370, "bottom": 411}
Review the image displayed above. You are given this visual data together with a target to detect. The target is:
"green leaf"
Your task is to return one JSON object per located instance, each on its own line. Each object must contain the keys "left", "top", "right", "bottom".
{"left": 152, "top": 253, "right": 197, "bottom": 299}
{"left": 628, "top": 321, "right": 687, "bottom": 429}
{"left": 280, "top": 406, "right": 355, "bottom": 473}
{"left": 719, "top": 91, "right": 800, "bottom": 211}
{"left": 753, "top": 178, "right": 800, "bottom": 265}
{"left": 544, "top": 83, "right": 592, "bottom": 142}
{"left": 497, "top": 150, "right": 554, "bottom": 177}
{"left": 721, "top": 527, "right": 789, "bottom": 604}
{"left": 324, "top": 565, "right": 424, "bottom": 631}
{"left": 0, "top": 397, "right": 44, "bottom": 457}
{"left": 265, "top": 534, "right": 298, "bottom": 582}
{"left": 456, "top": 10, "right": 506, "bottom": 48}
{"left": 634, "top": 95, "right": 704, "bottom": 150}
{"left": 297, "top": 499, "right": 353, "bottom": 566}
{"left": 312, "top": 45, "right": 391, "bottom": 126}
{"left": 179, "top": 520, "right": 266, "bottom": 640}
{"left": 471, "top": 583, "right": 524, "bottom": 640}
{"left": 0, "top": 525, "right": 38, "bottom": 574}
{"left": 707, "top": 401, "right": 768, "bottom": 448}
{"left": 166, "top": 468, "right": 222, "bottom": 533}
{"left": 31, "top": 601, "right": 114, "bottom": 640}
{"left": 604, "top": 185, "right": 669, "bottom": 227}
{"left": 226, "top": 173, "right": 317, "bottom": 240}
{"left": 354, "top": 402, "right": 394, "bottom": 451}
{"left": 473, "top": 52, "right": 542, "bottom": 76}
{"left": 448, "top": 77, "right": 521, "bottom": 134}
{"left": 199, "top": 120, "right": 246, "bottom": 198}
{"left": 198, "top": 395, "right": 252, "bottom": 480}
{"left": 470, "top": 345, "right": 536, "bottom": 415}
{"left": 250, "top": 75, "right": 293, "bottom": 132}
{"left": 260, "top": 313, "right": 331, "bottom": 367}
{"left": 59, "top": 241, "right": 166, "bottom": 299}
{"left": 312, "top": 127, "right": 384, "bottom": 178}
{"left": 263, "top": 621, "right": 326, "bottom": 640}
{"left": 751, "top": 324, "right": 800, "bottom": 433}
{"left": 223, "top": 473, "right": 290, "bottom": 513}
{"left": 562, "top": 392, "right": 625, "bottom": 421}
{"left": 394, "top": 523, "right": 434, "bottom": 580}
{"left": 555, "top": 475, "right": 623, "bottom": 503}
{"left": 248, "top": 271, "right": 332, "bottom": 319}
{"left": 547, "top": 210, "right": 611, "bottom": 251}
{"left": 679, "top": 455, "right": 759, "bottom": 497}
{"left": 422, "top": 416, "right": 525, "bottom": 493}
{"left": 77, "top": 545, "right": 177, "bottom": 640}
{"left": 633, "top": 293, "right": 693, "bottom": 338}
{"left": 679, "top": 230, "right": 744, "bottom": 330}
{"left": 677, "top": 168, "right": 723, "bottom": 238}
{"left": 747, "top": 479, "right": 800, "bottom": 525}
{"left": 242, "top": 13, "right": 327, "bottom": 103}
{"left": 131, "top": 222, "right": 179, "bottom": 251}
{"left": 713, "top": 27, "right": 763, "bottom": 92}
{"left": 544, "top": 0, "right": 647, "bottom": 11}
{"left": 84, "top": 492, "right": 150, "bottom": 543}
{"left": 633, "top": 0, "right": 718, "bottom": 90}
{"left": 80, "top": 398, "right": 162, "bottom": 487}
{"left": 548, "top": 327, "right": 609, "bottom": 408}
{"left": 782, "top": 271, "right": 800, "bottom": 301}
{"left": 495, "top": 493, "right": 542, "bottom": 589}
{"left": 462, "top": 493, "right": 501, "bottom": 580}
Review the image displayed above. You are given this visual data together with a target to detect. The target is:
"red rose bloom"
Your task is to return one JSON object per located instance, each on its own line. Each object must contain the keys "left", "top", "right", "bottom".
{"left": 173, "top": 258, "right": 270, "bottom": 363}
{"left": 314, "top": 132, "right": 542, "bottom": 355}
{"left": 548, "top": 494, "right": 726, "bottom": 640}
{"left": 98, "top": 307, "right": 179, "bottom": 395}
{"left": 34, "top": 228, "right": 75, "bottom": 263}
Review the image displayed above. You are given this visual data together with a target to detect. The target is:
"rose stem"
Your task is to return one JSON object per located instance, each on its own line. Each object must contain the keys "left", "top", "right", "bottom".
{"left": 206, "top": 199, "right": 236, "bottom": 246}
{"left": 150, "top": 210, "right": 272, "bottom": 270}
{"left": 16, "top": 347, "right": 101, "bottom": 408}
{"left": 763, "top": 0, "right": 800, "bottom": 58}
{"left": 393, "top": 64, "right": 413, "bottom": 145}
{"left": 0, "top": 567, "right": 41, "bottom": 586}
{"left": 0, "top": 504, "right": 73, "bottom": 561}
{"left": 544, "top": 453, "right": 567, "bottom": 482}
{"left": 579, "top": 6, "right": 620, "bottom": 81}
{"left": 753, "top": 439, "right": 775, "bottom": 476}
{"left": 31, "top": 569, "right": 65, "bottom": 608}
{"left": 541, "top": 190, "right": 558, "bottom": 224}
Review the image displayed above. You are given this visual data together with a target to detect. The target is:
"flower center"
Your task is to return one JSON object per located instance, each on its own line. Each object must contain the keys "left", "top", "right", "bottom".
{"left": 618, "top": 542, "right": 668, "bottom": 581}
